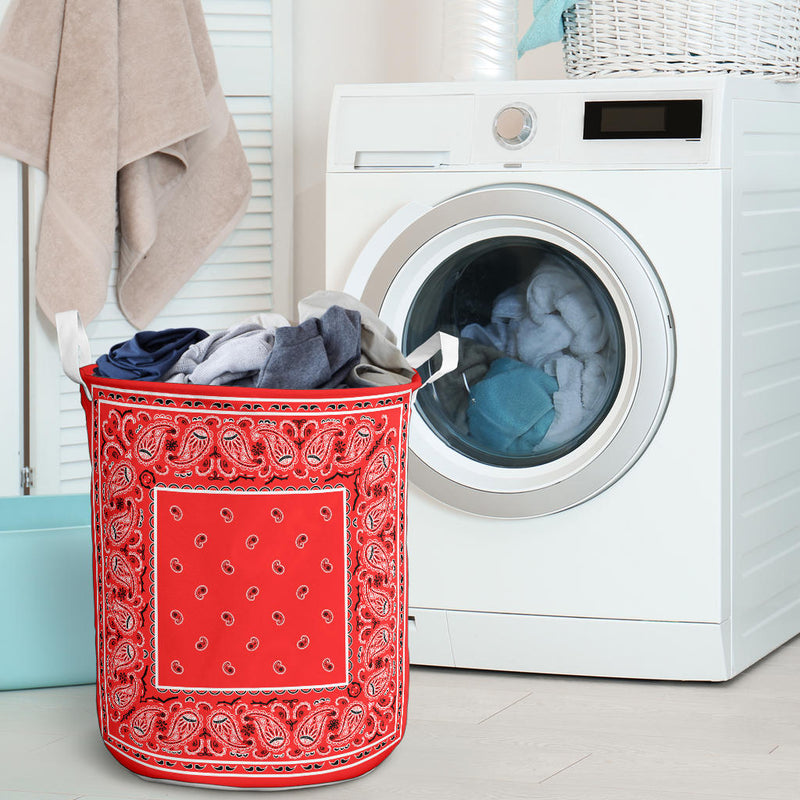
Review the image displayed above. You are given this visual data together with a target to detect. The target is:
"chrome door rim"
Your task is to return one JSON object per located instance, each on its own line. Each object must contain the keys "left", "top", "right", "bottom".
{"left": 355, "top": 184, "right": 675, "bottom": 518}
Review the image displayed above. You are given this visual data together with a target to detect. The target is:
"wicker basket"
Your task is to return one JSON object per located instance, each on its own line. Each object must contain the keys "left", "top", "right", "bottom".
{"left": 563, "top": 0, "right": 800, "bottom": 80}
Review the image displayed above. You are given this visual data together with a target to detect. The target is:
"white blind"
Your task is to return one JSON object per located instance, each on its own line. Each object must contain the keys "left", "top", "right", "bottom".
{"left": 29, "top": 0, "right": 292, "bottom": 495}
{"left": 205, "top": 0, "right": 271, "bottom": 44}
{"left": 206, "top": 0, "right": 274, "bottom": 96}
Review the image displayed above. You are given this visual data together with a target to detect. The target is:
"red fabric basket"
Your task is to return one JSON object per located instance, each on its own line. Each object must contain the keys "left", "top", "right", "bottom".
{"left": 77, "top": 365, "right": 421, "bottom": 789}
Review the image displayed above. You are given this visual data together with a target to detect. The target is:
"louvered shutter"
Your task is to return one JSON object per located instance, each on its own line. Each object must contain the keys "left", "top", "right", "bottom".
{"left": 26, "top": 0, "right": 292, "bottom": 495}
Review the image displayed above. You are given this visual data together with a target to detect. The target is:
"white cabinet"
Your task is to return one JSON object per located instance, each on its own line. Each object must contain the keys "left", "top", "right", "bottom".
{"left": 12, "top": 0, "right": 292, "bottom": 496}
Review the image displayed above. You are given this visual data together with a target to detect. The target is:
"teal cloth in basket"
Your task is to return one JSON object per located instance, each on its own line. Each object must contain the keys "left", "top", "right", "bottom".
{"left": 467, "top": 358, "right": 558, "bottom": 455}
{"left": 0, "top": 495, "right": 96, "bottom": 690}
{"left": 518, "top": 0, "right": 578, "bottom": 55}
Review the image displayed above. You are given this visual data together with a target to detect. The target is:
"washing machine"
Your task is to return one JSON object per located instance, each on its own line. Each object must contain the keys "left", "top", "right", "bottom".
{"left": 325, "top": 76, "right": 800, "bottom": 680}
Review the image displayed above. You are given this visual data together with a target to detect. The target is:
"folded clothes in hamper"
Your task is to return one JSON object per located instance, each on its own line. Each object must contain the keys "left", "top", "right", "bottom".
{"left": 56, "top": 308, "right": 457, "bottom": 790}
{"left": 93, "top": 291, "right": 417, "bottom": 391}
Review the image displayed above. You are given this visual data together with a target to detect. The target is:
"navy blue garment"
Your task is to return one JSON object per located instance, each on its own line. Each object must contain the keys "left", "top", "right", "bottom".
{"left": 95, "top": 328, "right": 209, "bottom": 381}
{"left": 257, "top": 306, "right": 361, "bottom": 390}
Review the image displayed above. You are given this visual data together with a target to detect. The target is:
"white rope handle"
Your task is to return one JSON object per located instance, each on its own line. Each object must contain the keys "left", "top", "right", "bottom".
{"left": 406, "top": 331, "right": 459, "bottom": 388}
{"left": 55, "top": 310, "right": 92, "bottom": 399}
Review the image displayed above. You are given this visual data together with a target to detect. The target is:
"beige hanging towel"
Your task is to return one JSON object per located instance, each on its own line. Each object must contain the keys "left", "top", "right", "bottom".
{"left": 0, "top": 0, "right": 252, "bottom": 328}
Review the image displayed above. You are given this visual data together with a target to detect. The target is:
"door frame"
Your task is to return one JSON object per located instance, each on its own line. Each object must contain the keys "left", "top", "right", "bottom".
{"left": 347, "top": 183, "right": 676, "bottom": 518}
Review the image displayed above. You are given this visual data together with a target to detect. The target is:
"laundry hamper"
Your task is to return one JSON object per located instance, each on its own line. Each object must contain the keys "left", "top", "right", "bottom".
{"left": 57, "top": 311, "right": 456, "bottom": 790}
{"left": 562, "top": 0, "right": 800, "bottom": 80}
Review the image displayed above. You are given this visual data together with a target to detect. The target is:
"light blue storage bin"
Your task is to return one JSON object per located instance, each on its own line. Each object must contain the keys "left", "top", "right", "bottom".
{"left": 0, "top": 494, "right": 96, "bottom": 690}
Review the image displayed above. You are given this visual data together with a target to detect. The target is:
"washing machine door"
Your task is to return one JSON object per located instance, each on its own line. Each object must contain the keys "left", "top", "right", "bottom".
{"left": 345, "top": 184, "right": 675, "bottom": 518}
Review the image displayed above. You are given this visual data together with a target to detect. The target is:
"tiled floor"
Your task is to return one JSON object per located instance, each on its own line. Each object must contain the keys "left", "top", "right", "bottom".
{"left": 2, "top": 636, "right": 800, "bottom": 799}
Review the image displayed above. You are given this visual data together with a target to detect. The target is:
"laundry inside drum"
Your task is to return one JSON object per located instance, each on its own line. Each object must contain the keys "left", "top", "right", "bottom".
{"left": 403, "top": 237, "right": 625, "bottom": 468}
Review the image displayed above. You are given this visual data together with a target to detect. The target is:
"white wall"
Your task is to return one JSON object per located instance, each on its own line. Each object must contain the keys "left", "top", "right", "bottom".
{"left": 291, "top": 0, "right": 565, "bottom": 304}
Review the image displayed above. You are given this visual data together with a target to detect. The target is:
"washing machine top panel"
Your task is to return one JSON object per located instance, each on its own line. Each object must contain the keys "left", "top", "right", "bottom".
{"left": 328, "top": 75, "right": 800, "bottom": 174}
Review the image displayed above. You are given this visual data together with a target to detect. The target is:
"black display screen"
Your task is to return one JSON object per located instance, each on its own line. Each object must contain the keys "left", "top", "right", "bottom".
{"left": 583, "top": 99, "right": 703, "bottom": 140}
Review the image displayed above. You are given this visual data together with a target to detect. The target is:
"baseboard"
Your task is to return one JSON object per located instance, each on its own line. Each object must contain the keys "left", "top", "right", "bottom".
{"left": 409, "top": 606, "right": 733, "bottom": 681}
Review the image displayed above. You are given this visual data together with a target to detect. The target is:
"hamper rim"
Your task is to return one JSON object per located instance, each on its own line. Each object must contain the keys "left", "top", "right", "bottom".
{"left": 79, "top": 364, "right": 422, "bottom": 399}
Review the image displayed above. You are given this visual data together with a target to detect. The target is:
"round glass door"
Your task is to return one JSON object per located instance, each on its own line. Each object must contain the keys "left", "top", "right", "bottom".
{"left": 352, "top": 184, "right": 675, "bottom": 518}
{"left": 404, "top": 236, "right": 625, "bottom": 469}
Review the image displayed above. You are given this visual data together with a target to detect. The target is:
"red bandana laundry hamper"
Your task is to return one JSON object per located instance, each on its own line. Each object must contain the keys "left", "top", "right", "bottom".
{"left": 59, "top": 313, "right": 456, "bottom": 790}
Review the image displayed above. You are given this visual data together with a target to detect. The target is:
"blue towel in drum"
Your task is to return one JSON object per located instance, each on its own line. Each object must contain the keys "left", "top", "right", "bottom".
{"left": 467, "top": 358, "right": 558, "bottom": 455}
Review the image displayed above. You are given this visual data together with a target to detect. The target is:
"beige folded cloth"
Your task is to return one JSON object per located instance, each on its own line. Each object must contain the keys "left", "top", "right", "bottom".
{"left": 0, "top": 0, "right": 252, "bottom": 328}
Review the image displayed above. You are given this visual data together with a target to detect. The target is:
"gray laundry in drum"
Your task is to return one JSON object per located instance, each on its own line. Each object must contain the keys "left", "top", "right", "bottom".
{"left": 460, "top": 257, "right": 615, "bottom": 454}
{"left": 431, "top": 338, "right": 506, "bottom": 437}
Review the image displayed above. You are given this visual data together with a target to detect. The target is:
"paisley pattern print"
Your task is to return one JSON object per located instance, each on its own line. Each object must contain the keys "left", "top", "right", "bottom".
{"left": 81, "top": 377, "right": 414, "bottom": 789}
